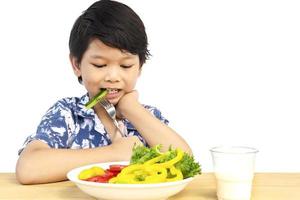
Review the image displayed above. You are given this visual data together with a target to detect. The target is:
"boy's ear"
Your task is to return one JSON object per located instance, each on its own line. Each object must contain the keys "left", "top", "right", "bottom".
{"left": 69, "top": 54, "right": 81, "bottom": 77}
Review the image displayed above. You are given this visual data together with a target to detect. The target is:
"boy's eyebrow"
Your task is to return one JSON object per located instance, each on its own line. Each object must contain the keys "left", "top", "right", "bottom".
{"left": 90, "top": 55, "right": 105, "bottom": 59}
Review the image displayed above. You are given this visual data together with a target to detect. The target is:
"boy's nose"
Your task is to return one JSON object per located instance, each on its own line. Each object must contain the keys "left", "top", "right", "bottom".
{"left": 104, "top": 66, "right": 121, "bottom": 82}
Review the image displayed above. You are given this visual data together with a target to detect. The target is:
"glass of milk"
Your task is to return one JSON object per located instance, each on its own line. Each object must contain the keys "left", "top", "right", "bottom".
{"left": 210, "top": 146, "right": 258, "bottom": 200}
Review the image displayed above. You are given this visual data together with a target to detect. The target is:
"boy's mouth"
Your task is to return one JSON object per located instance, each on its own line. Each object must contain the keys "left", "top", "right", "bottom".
{"left": 100, "top": 88, "right": 121, "bottom": 97}
{"left": 106, "top": 88, "right": 120, "bottom": 94}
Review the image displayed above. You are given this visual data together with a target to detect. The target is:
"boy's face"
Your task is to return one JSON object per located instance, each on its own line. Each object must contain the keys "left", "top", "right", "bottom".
{"left": 71, "top": 39, "right": 141, "bottom": 105}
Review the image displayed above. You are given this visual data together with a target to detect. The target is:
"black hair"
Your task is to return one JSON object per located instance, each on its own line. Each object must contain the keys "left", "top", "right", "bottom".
{"left": 69, "top": 0, "right": 150, "bottom": 83}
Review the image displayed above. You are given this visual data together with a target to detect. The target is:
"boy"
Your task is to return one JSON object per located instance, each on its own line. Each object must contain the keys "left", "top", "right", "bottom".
{"left": 16, "top": 0, "right": 192, "bottom": 184}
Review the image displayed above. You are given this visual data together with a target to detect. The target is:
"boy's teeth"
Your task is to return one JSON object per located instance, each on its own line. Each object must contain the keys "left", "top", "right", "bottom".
{"left": 107, "top": 88, "right": 118, "bottom": 94}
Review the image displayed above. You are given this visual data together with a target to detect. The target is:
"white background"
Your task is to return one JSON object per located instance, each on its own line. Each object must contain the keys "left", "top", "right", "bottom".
{"left": 0, "top": 0, "right": 299, "bottom": 172}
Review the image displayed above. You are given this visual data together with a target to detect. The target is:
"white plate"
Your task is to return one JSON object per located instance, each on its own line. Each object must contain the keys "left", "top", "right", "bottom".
{"left": 67, "top": 161, "right": 194, "bottom": 200}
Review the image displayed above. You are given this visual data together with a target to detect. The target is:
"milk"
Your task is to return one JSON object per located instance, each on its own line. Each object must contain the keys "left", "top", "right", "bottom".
{"left": 216, "top": 173, "right": 253, "bottom": 200}
{"left": 210, "top": 146, "right": 258, "bottom": 200}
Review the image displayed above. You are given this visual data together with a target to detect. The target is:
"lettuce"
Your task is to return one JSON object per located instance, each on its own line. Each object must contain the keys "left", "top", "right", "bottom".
{"left": 130, "top": 145, "right": 201, "bottom": 179}
{"left": 130, "top": 145, "right": 162, "bottom": 164}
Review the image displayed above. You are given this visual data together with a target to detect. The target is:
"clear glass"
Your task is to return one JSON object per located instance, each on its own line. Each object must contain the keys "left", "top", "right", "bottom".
{"left": 210, "top": 146, "right": 258, "bottom": 200}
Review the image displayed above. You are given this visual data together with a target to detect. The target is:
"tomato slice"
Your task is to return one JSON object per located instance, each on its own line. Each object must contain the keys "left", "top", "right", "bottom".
{"left": 84, "top": 165, "right": 128, "bottom": 183}
{"left": 109, "top": 165, "right": 127, "bottom": 172}
{"left": 102, "top": 170, "right": 115, "bottom": 178}
{"left": 106, "top": 169, "right": 120, "bottom": 176}
{"left": 86, "top": 175, "right": 110, "bottom": 183}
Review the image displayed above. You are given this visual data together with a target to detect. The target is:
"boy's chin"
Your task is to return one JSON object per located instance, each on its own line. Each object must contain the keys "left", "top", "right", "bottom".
{"left": 107, "top": 98, "right": 119, "bottom": 106}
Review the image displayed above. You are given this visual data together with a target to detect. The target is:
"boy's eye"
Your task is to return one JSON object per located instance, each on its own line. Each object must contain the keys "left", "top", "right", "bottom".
{"left": 120, "top": 65, "right": 133, "bottom": 68}
{"left": 93, "top": 64, "right": 106, "bottom": 68}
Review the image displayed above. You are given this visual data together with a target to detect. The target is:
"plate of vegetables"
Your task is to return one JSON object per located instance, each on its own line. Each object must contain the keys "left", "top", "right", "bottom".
{"left": 67, "top": 145, "right": 201, "bottom": 200}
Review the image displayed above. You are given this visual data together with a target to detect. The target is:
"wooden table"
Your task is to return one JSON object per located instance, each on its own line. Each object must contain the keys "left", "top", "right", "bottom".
{"left": 0, "top": 173, "right": 300, "bottom": 200}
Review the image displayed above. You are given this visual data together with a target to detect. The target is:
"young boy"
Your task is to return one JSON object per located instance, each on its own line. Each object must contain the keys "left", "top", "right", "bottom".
{"left": 16, "top": 0, "right": 192, "bottom": 184}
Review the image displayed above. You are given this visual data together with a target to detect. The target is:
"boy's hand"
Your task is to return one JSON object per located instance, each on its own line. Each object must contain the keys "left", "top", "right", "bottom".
{"left": 110, "top": 136, "right": 144, "bottom": 160}
{"left": 116, "top": 90, "right": 139, "bottom": 118}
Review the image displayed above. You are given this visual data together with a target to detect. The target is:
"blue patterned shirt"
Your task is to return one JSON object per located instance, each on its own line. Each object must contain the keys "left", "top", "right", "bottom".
{"left": 18, "top": 93, "right": 169, "bottom": 155}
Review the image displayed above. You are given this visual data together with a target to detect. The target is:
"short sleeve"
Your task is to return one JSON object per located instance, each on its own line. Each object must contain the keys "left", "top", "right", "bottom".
{"left": 18, "top": 100, "right": 74, "bottom": 155}
{"left": 144, "top": 105, "right": 169, "bottom": 125}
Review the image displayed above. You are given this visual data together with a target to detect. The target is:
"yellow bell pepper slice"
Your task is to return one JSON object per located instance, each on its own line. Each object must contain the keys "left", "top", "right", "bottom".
{"left": 110, "top": 164, "right": 168, "bottom": 184}
{"left": 90, "top": 166, "right": 105, "bottom": 175}
{"left": 108, "top": 148, "right": 185, "bottom": 184}
{"left": 78, "top": 166, "right": 105, "bottom": 180}
{"left": 165, "top": 166, "right": 183, "bottom": 182}
{"left": 119, "top": 164, "right": 145, "bottom": 175}
{"left": 144, "top": 154, "right": 166, "bottom": 165}
{"left": 145, "top": 149, "right": 184, "bottom": 168}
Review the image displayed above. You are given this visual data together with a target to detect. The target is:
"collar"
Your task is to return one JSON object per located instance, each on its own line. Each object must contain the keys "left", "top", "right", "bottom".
{"left": 74, "top": 93, "right": 95, "bottom": 118}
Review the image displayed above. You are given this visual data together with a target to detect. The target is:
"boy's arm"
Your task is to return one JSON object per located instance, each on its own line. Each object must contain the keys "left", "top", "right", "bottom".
{"left": 118, "top": 91, "right": 192, "bottom": 154}
{"left": 16, "top": 136, "right": 142, "bottom": 184}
